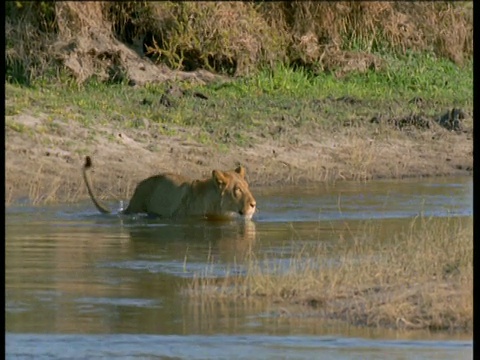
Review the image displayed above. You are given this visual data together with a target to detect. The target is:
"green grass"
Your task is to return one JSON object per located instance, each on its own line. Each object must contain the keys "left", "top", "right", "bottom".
{"left": 5, "top": 119, "right": 27, "bottom": 133}
{"left": 6, "top": 53, "right": 472, "bottom": 147}
{"left": 229, "top": 53, "right": 472, "bottom": 103}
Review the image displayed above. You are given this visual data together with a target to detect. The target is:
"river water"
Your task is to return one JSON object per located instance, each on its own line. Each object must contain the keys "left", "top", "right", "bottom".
{"left": 5, "top": 176, "right": 473, "bottom": 359}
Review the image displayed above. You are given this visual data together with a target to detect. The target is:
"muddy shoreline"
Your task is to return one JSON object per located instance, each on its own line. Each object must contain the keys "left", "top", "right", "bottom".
{"left": 5, "top": 108, "right": 472, "bottom": 206}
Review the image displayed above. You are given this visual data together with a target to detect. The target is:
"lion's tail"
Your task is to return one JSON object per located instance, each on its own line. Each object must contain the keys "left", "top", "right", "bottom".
{"left": 82, "top": 156, "right": 112, "bottom": 214}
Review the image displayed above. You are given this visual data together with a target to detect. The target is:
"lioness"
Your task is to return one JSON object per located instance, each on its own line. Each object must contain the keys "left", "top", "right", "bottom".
{"left": 82, "top": 156, "right": 256, "bottom": 220}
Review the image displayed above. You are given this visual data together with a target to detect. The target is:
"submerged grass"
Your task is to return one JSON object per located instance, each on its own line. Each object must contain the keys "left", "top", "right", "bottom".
{"left": 188, "top": 216, "right": 472, "bottom": 332}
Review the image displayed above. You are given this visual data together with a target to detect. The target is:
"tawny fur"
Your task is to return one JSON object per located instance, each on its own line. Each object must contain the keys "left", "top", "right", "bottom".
{"left": 82, "top": 156, "right": 256, "bottom": 220}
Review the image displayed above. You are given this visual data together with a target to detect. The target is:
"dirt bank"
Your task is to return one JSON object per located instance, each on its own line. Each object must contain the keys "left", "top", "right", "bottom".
{"left": 5, "top": 102, "right": 473, "bottom": 206}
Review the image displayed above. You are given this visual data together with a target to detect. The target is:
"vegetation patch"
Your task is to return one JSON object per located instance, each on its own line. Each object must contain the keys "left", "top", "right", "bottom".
{"left": 6, "top": 2, "right": 472, "bottom": 85}
{"left": 5, "top": 54, "right": 473, "bottom": 147}
{"left": 188, "top": 216, "right": 473, "bottom": 332}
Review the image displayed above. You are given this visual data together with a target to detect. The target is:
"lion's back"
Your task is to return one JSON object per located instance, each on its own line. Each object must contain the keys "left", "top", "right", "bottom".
{"left": 124, "top": 173, "right": 191, "bottom": 217}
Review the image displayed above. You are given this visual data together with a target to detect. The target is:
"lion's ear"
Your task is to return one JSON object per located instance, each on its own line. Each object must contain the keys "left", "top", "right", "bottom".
{"left": 212, "top": 170, "right": 228, "bottom": 189}
{"left": 235, "top": 166, "right": 246, "bottom": 178}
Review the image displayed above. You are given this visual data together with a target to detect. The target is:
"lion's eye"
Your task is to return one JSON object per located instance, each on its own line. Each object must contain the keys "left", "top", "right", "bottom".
{"left": 234, "top": 187, "right": 242, "bottom": 198}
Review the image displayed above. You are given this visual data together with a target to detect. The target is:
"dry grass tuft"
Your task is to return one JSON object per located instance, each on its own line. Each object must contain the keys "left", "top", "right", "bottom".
{"left": 4, "top": 160, "right": 138, "bottom": 207}
{"left": 260, "top": 2, "right": 472, "bottom": 72}
{"left": 188, "top": 216, "right": 472, "bottom": 332}
{"left": 6, "top": 2, "right": 473, "bottom": 84}
{"left": 5, "top": 2, "right": 58, "bottom": 84}
{"left": 109, "top": 2, "right": 287, "bottom": 76}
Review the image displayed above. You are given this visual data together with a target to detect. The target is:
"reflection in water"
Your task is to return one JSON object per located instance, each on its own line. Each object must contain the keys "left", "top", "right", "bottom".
{"left": 5, "top": 176, "right": 473, "bottom": 358}
{"left": 125, "top": 218, "right": 257, "bottom": 263}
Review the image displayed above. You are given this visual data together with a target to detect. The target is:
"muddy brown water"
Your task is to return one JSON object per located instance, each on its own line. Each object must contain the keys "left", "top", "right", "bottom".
{"left": 6, "top": 177, "right": 472, "bottom": 359}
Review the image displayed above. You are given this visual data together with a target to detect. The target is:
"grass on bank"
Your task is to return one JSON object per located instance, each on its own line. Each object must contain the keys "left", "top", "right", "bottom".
{"left": 5, "top": 52, "right": 473, "bottom": 148}
{"left": 188, "top": 216, "right": 473, "bottom": 332}
{"left": 6, "top": 2, "right": 472, "bottom": 82}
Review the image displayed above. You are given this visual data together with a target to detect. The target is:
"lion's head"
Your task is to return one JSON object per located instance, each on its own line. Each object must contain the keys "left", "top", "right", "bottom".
{"left": 211, "top": 166, "right": 257, "bottom": 220}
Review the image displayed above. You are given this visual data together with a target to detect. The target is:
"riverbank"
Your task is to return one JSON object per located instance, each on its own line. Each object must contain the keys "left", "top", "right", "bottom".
{"left": 6, "top": 111, "right": 473, "bottom": 207}
{"left": 5, "top": 58, "right": 472, "bottom": 206}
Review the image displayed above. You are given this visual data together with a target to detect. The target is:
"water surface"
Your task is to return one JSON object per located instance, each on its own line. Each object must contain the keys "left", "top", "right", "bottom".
{"left": 5, "top": 176, "right": 473, "bottom": 359}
